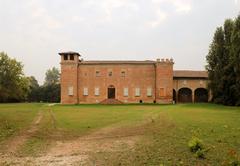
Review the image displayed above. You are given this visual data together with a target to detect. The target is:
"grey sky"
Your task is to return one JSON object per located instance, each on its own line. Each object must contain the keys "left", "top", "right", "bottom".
{"left": 0, "top": 0, "right": 239, "bottom": 84}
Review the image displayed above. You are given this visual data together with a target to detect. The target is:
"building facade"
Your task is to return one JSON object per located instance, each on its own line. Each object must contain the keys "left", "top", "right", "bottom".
{"left": 59, "top": 51, "right": 209, "bottom": 104}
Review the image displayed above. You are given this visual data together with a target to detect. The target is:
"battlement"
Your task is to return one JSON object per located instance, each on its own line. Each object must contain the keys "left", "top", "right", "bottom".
{"left": 156, "top": 58, "right": 174, "bottom": 64}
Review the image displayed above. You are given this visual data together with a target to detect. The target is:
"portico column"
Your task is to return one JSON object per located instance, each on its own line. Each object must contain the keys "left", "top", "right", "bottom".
{"left": 176, "top": 90, "right": 178, "bottom": 103}
{"left": 192, "top": 89, "right": 194, "bottom": 103}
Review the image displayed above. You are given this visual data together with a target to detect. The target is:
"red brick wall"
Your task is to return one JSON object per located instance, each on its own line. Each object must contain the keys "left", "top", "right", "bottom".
{"left": 60, "top": 56, "right": 79, "bottom": 104}
{"left": 155, "top": 59, "right": 174, "bottom": 103}
{"left": 78, "top": 64, "right": 156, "bottom": 103}
{"left": 60, "top": 55, "right": 174, "bottom": 104}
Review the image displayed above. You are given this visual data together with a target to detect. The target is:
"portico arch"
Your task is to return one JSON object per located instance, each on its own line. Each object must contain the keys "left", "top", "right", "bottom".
{"left": 194, "top": 88, "right": 208, "bottom": 103}
{"left": 178, "top": 88, "right": 192, "bottom": 103}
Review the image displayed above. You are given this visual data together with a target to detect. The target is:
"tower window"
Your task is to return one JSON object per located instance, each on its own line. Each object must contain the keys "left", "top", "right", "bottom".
{"left": 109, "top": 71, "right": 112, "bottom": 77}
{"left": 64, "top": 55, "right": 68, "bottom": 60}
{"left": 70, "top": 55, "right": 74, "bottom": 60}
{"left": 68, "top": 86, "right": 73, "bottom": 96}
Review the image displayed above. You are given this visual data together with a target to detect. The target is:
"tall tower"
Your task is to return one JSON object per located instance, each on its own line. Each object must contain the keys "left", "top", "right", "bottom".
{"left": 59, "top": 51, "right": 80, "bottom": 104}
{"left": 155, "top": 58, "right": 174, "bottom": 103}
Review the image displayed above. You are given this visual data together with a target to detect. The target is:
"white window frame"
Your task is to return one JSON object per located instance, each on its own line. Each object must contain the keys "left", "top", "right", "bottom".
{"left": 147, "top": 87, "right": 152, "bottom": 97}
{"left": 83, "top": 87, "right": 88, "bottom": 96}
{"left": 68, "top": 86, "right": 73, "bottom": 96}
{"left": 135, "top": 88, "right": 140, "bottom": 97}
{"left": 95, "top": 87, "right": 100, "bottom": 96}
{"left": 123, "top": 88, "right": 128, "bottom": 97}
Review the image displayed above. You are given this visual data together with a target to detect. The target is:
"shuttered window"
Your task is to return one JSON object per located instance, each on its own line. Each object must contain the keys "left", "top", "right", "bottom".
{"left": 95, "top": 87, "right": 100, "bottom": 96}
{"left": 135, "top": 88, "right": 140, "bottom": 97}
{"left": 159, "top": 88, "right": 165, "bottom": 97}
{"left": 147, "top": 88, "right": 152, "bottom": 97}
{"left": 123, "top": 88, "right": 128, "bottom": 97}
{"left": 68, "top": 86, "right": 73, "bottom": 96}
{"left": 83, "top": 87, "right": 88, "bottom": 96}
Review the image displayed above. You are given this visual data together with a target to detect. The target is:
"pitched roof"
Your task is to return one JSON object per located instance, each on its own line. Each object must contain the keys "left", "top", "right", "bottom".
{"left": 173, "top": 70, "right": 208, "bottom": 78}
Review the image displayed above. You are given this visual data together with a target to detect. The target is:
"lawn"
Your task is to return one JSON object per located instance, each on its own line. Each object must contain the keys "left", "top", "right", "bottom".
{"left": 0, "top": 103, "right": 42, "bottom": 142}
{"left": 0, "top": 103, "right": 240, "bottom": 165}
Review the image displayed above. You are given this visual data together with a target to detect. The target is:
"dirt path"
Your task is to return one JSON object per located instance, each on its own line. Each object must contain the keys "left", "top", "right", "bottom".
{"left": 3, "top": 110, "right": 43, "bottom": 155}
{"left": 0, "top": 126, "right": 140, "bottom": 166}
{"left": 0, "top": 106, "right": 142, "bottom": 165}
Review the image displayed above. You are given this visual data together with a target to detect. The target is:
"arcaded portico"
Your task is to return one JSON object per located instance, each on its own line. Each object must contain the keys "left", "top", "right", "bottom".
{"left": 173, "top": 70, "right": 209, "bottom": 103}
{"left": 59, "top": 51, "right": 209, "bottom": 104}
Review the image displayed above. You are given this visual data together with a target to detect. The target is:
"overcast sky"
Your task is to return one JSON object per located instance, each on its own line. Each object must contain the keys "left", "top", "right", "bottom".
{"left": 0, "top": 0, "right": 239, "bottom": 84}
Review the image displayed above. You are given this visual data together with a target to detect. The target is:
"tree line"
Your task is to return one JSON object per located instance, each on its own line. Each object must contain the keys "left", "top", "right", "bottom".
{"left": 206, "top": 15, "right": 240, "bottom": 106}
{"left": 0, "top": 52, "right": 60, "bottom": 103}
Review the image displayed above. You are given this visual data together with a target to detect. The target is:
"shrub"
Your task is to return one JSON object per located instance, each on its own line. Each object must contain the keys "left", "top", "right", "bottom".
{"left": 188, "top": 137, "right": 203, "bottom": 152}
{"left": 188, "top": 137, "right": 206, "bottom": 159}
{"left": 229, "top": 160, "right": 240, "bottom": 166}
{"left": 195, "top": 149, "right": 205, "bottom": 159}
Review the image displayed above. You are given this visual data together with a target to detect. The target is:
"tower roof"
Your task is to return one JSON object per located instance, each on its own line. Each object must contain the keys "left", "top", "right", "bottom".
{"left": 59, "top": 51, "right": 80, "bottom": 56}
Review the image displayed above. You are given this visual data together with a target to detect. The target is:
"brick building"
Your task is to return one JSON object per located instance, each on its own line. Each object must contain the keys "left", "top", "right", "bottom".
{"left": 59, "top": 51, "right": 209, "bottom": 104}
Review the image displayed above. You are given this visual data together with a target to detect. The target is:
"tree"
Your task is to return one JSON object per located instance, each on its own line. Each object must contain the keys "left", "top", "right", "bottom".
{"left": 44, "top": 67, "right": 60, "bottom": 85}
{"left": 206, "top": 27, "right": 225, "bottom": 103}
{"left": 27, "top": 76, "right": 40, "bottom": 102}
{"left": 206, "top": 15, "right": 240, "bottom": 106}
{"left": 41, "top": 67, "right": 60, "bottom": 103}
{"left": 40, "top": 84, "right": 60, "bottom": 103}
{"left": 0, "top": 52, "right": 29, "bottom": 102}
{"left": 223, "top": 19, "right": 235, "bottom": 105}
{"left": 230, "top": 15, "right": 240, "bottom": 106}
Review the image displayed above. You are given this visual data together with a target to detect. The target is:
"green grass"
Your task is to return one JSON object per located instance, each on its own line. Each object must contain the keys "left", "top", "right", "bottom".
{"left": 51, "top": 104, "right": 161, "bottom": 135}
{"left": 0, "top": 103, "right": 42, "bottom": 142}
{"left": 0, "top": 103, "right": 240, "bottom": 165}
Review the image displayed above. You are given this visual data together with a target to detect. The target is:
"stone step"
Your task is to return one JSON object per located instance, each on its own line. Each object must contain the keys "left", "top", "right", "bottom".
{"left": 100, "top": 99, "right": 123, "bottom": 104}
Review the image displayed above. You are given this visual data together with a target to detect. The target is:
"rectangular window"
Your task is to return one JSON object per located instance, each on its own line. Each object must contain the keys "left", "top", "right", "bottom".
{"left": 135, "top": 88, "right": 140, "bottom": 97}
{"left": 83, "top": 87, "right": 88, "bottom": 96}
{"left": 159, "top": 88, "right": 165, "bottom": 97}
{"left": 108, "top": 71, "right": 112, "bottom": 76}
{"left": 96, "top": 71, "right": 100, "bottom": 77}
{"left": 123, "top": 88, "right": 128, "bottom": 97}
{"left": 95, "top": 87, "right": 100, "bottom": 96}
{"left": 70, "top": 55, "right": 74, "bottom": 60}
{"left": 147, "top": 88, "right": 152, "bottom": 97}
{"left": 68, "top": 86, "right": 73, "bottom": 96}
{"left": 64, "top": 55, "right": 68, "bottom": 60}
{"left": 121, "top": 71, "right": 126, "bottom": 77}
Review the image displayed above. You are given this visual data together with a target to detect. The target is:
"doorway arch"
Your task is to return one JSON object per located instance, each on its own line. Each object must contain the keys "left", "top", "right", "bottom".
{"left": 178, "top": 88, "right": 192, "bottom": 103}
{"left": 108, "top": 85, "right": 115, "bottom": 99}
{"left": 194, "top": 88, "right": 208, "bottom": 103}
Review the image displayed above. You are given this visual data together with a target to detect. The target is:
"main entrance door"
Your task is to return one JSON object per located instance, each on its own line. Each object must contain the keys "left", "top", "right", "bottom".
{"left": 108, "top": 85, "right": 115, "bottom": 99}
